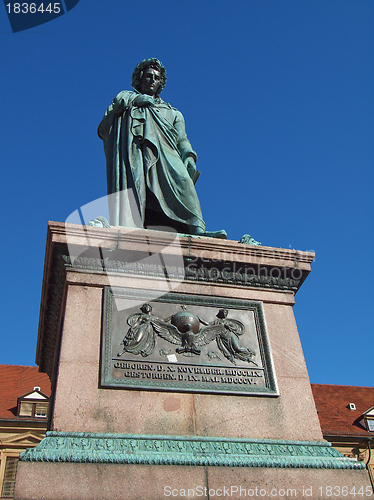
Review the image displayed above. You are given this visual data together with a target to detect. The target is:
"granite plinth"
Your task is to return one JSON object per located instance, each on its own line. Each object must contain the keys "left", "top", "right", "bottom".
{"left": 13, "top": 222, "right": 371, "bottom": 499}
{"left": 15, "top": 461, "right": 371, "bottom": 500}
{"left": 35, "top": 222, "right": 321, "bottom": 441}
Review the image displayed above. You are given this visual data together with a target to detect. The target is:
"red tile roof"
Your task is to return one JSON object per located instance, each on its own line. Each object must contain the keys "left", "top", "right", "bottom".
{"left": 311, "top": 383, "right": 374, "bottom": 438}
{"left": 0, "top": 365, "right": 51, "bottom": 420}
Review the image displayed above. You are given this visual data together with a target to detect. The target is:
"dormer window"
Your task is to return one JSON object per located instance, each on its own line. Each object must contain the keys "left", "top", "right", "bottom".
{"left": 359, "top": 406, "right": 374, "bottom": 432}
{"left": 18, "top": 401, "right": 49, "bottom": 418}
{"left": 17, "top": 388, "right": 50, "bottom": 419}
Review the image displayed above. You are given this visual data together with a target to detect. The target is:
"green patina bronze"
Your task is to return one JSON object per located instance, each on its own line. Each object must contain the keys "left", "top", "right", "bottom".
{"left": 20, "top": 431, "right": 365, "bottom": 470}
{"left": 101, "top": 289, "right": 279, "bottom": 396}
{"left": 98, "top": 58, "right": 226, "bottom": 239}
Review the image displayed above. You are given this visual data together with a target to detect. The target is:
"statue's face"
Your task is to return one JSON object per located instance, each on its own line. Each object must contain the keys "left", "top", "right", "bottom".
{"left": 140, "top": 67, "right": 161, "bottom": 97}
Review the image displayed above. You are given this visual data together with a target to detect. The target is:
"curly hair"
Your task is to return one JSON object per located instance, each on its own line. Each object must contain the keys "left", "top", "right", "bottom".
{"left": 132, "top": 58, "right": 167, "bottom": 96}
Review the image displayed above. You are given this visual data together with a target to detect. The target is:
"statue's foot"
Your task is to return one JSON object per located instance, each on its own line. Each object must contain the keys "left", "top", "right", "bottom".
{"left": 203, "top": 229, "right": 227, "bottom": 239}
{"left": 239, "top": 234, "right": 261, "bottom": 245}
{"left": 187, "top": 227, "right": 227, "bottom": 239}
{"left": 88, "top": 216, "right": 110, "bottom": 228}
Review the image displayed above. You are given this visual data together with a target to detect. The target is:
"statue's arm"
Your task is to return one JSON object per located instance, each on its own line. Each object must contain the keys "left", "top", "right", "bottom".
{"left": 174, "top": 111, "right": 197, "bottom": 164}
{"left": 98, "top": 91, "right": 137, "bottom": 140}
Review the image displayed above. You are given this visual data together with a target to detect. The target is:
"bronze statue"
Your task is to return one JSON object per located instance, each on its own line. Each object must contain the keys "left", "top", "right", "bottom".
{"left": 98, "top": 58, "right": 226, "bottom": 238}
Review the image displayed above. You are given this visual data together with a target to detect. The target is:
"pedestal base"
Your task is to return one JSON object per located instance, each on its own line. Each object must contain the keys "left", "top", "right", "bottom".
{"left": 15, "top": 432, "right": 371, "bottom": 500}
{"left": 13, "top": 223, "right": 372, "bottom": 499}
{"left": 15, "top": 461, "right": 370, "bottom": 500}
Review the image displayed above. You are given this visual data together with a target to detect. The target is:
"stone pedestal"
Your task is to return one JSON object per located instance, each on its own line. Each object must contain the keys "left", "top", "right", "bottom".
{"left": 14, "top": 222, "right": 370, "bottom": 499}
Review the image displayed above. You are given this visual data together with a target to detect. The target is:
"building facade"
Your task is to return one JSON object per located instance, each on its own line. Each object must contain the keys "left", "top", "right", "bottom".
{"left": 312, "top": 383, "right": 374, "bottom": 491}
{"left": 0, "top": 365, "right": 50, "bottom": 499}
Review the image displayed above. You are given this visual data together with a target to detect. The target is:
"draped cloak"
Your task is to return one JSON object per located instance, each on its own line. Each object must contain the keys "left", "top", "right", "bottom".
{"left": 98, "top": 90, "right": 205, "bottom": 232}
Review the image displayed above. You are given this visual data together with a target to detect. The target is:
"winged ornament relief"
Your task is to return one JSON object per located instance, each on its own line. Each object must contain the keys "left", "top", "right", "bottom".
{"left": 117, "top": 304, "right": 257, "bottom": 366}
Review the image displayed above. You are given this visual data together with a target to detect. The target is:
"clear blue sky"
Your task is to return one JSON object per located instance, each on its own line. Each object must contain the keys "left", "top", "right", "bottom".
{"left": 1, "top": 1, "right": 373, "bottom": 387}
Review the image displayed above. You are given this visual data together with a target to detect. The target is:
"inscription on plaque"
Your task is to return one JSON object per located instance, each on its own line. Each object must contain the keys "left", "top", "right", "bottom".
{"left": 101, "top": 289, "right": 278, "bottom": 396}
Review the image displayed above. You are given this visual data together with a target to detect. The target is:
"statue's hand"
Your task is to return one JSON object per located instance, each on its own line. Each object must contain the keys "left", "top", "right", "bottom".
{"left": 184, "top": 156, "right": 200, "bottom": 183}
{"left": 133, "top": 95, "right": 154, "bottom": 108}
{"left": 112, "top": 98, "right": 125, "bottom": 113}
{"left": 184, "top": 156, "right": 196, "bottom": 171}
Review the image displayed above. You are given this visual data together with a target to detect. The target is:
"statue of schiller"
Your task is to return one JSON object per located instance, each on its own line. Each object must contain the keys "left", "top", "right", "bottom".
{"left": 98, "top": 58, "right": 226, "bottom": 238}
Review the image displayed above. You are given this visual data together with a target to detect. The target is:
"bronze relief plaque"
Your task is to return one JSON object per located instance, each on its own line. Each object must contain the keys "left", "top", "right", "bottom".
{"left": 101, "top": 288, "right": 278, "bottom": 396}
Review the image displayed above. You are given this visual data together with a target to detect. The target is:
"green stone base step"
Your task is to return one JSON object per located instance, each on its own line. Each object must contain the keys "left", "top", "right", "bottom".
{"left": 20, "top": 432, "right": 365, "bottom": 470}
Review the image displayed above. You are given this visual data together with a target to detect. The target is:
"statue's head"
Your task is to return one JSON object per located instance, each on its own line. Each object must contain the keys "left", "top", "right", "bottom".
{"left": 217, "top": 309, "right": 228, "bottom": 319}
{"left": 141, "top": 303, "right": 152, "bottom": 314}
{"left": 132, "top": 58, "right": 167, "bottom": 96}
